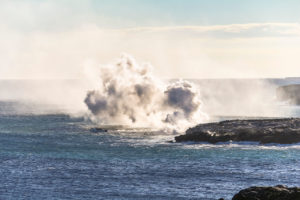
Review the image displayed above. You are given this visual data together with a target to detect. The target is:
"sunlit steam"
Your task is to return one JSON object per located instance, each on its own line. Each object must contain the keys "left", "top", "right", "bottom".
{"left": 84, "top": 54, "right": 207, "bottom": 131}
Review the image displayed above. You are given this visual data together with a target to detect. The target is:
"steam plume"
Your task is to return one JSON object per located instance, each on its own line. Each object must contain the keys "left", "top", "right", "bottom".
{"left": 84, "top": 54, "right": 207, "bottom": 131}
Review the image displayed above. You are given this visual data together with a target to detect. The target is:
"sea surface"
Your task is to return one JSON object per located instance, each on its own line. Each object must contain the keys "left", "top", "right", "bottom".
{"left": 1, "top": 79, "right": 300, "bottom": 200}
{"left": 1, "top": 106, "right": 300, "bottom": 200}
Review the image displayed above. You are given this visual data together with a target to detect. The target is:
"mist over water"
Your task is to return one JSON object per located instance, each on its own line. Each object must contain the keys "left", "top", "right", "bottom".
{"left": 84, "top": 54, "right": 207, "bottom": 132}
{"left": 0, "top": 55, "right": 298, "bottom": 129}
{"left": 1, "top": 57, "right": 300, "bottom": 200}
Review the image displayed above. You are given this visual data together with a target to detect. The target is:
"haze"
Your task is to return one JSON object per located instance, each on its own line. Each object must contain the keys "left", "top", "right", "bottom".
{"left": 0, "top": 0, "right": 300, "bottom": 79}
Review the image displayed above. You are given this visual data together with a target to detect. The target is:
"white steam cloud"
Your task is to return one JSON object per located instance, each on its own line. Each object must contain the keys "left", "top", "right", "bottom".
{"left": 84, "top": 54, "right": 207, "bottom": 131}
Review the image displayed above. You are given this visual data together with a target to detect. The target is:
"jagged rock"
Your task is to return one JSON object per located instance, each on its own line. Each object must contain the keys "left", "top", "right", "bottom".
{"left": 232, "top": 185, "right": 300, "bottom": 200}
{"left": 175, "top": 118, "right": 300, "bottom": 144}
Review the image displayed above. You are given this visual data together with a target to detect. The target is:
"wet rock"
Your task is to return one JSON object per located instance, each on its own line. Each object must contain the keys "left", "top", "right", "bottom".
{"left": 175, "top": 118, "right": 300, "bottom": 144}
{"left": 89, "top": 128, "right": 108, "bottom": 133}
{"left": 232, "top": 185, "right": 300, "bottom": 200}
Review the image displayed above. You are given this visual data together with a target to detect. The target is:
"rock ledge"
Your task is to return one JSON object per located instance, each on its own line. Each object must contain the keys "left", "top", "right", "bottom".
{"left": 175, "top": 118, "right": 300, "bottom": 144}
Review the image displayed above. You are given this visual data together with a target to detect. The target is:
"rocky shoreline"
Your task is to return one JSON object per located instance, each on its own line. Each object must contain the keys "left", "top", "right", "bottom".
{"left": 220, "top": 185, "right": 300, "bottom": 200}
{"left": 175, "top": 118, "right": 300, "bottom": 144}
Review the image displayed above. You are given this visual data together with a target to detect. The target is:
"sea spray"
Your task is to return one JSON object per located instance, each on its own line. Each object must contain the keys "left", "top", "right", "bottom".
{"left": 84, "top": 54, "right": 207, "bottom": 132}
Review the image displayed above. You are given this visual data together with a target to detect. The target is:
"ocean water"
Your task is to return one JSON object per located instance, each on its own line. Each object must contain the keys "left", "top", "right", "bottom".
{"left": 1, "top": 78, "right": 300, "bottom": 200}
{"left": 1, "top": 106, "right": 300, "bottom": 200}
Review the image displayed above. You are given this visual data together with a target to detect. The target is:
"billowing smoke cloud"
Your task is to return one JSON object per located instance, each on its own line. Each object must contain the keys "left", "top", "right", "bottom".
{"left": 84, "top": 54, "right": 207, "bottom": 131}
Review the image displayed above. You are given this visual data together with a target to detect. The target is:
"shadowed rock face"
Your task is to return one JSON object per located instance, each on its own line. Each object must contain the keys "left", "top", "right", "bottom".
{"left": 232, "top": 185, "right": 300, "bottom": 200}
{"left": 277, "top": 84, "right": 300, "bottom": 105}
{"left": 175, "top": 118, "right": 300, "bottom": 144}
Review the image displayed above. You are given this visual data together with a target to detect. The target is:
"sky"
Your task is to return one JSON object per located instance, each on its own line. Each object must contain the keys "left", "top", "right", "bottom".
{"left": 0, "top": 0, "right": 300, "bottom": 79}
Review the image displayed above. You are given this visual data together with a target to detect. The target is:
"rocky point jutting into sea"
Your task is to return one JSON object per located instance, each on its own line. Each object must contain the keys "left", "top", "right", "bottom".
{"left": 175, "top": 118, "right": 300, "bottom": 144}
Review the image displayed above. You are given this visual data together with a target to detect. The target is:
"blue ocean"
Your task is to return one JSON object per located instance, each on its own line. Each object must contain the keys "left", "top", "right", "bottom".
{"left": 1, "top": 79, "right": 300, "bottom": 200}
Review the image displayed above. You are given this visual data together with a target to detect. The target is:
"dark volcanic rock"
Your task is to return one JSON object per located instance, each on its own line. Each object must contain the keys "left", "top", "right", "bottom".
{"left": 89, "top": 128, "right": 108, "bottom": 133}
{"left": 175, "top": 118, "right": 300, "bottom": 144}
{"left": 232, "top": 185, "right": 300, "bottom": 200}
{"left": 277, "top": 84, "right": 300, "bottom": 105}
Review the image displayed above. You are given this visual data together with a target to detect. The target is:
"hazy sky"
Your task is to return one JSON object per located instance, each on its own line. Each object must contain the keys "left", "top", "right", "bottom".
{"left": 0, "top": 0, "right": 300, "bottom": 79}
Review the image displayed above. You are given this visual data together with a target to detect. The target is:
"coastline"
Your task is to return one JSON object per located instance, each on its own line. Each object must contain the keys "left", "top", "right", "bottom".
{"left": 175, "top": 118, "right": 300, "bottom": 144}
